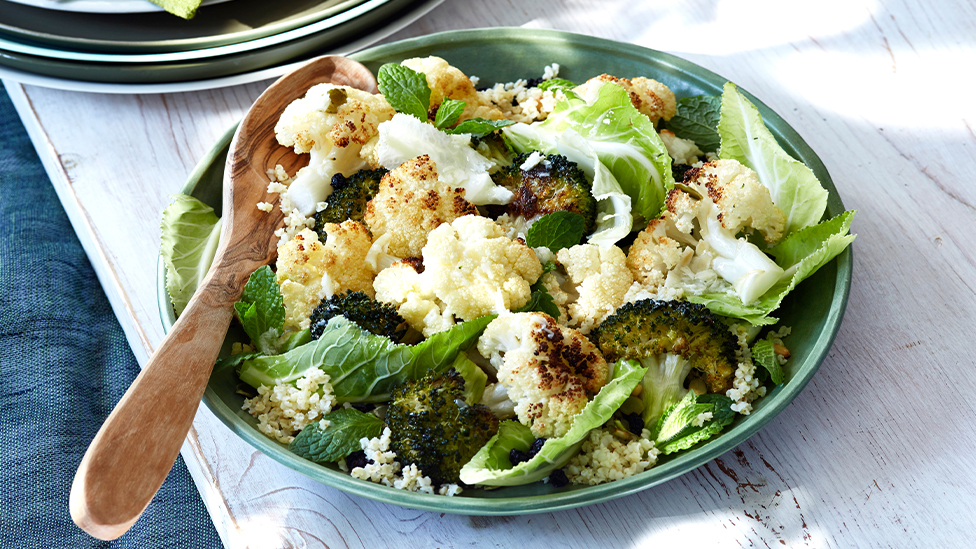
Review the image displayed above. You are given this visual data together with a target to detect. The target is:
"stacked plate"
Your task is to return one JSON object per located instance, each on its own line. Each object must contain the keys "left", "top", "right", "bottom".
{"left": 0, "top": 0, "right": 443, "bottom": 92}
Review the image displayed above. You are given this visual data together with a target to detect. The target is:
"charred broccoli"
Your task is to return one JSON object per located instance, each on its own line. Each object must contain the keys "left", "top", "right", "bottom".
{"left": 386, "top": 369, "right": 499, "bottom": 485}
{"left": 491, "top": 153, "right": 597, "bottom": 234}
{"left": 309, "top": 290, "right": 407, "bottom": 342}
{"left": 312, "top": 168, "right": 388, "bottom": 237}
{"left": 591, "top": 299, "right": 738, "bottom": 428}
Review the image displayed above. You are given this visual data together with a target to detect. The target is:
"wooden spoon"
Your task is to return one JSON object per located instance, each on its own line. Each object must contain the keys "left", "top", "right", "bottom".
{"left": 69, "top": 55, "right": 379, "bottom": 541}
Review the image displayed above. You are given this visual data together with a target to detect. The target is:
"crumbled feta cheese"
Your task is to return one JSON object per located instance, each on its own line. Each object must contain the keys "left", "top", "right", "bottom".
{"left": 519, "top": 151, "right": 545, "bottom": 171}
{"left": 256, "top": 202, "right": 274, "bottom": 213}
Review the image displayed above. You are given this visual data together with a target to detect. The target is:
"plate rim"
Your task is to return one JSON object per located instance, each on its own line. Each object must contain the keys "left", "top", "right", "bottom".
{"left": 3, "top": 0, "right": 230, "bottom": 14}
{"left": 157, "top": 27, "right": 853, "bottom": 515}
{"left": 0, "top": 0, "right": 378, "bottom": 54}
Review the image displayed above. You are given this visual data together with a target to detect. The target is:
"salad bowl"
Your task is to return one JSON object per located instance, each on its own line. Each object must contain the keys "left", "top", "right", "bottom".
{"left": 157, "top": 28, "right": 852, "bottom": 514}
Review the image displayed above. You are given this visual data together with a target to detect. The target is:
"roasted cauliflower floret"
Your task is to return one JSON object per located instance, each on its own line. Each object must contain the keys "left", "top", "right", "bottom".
{"left": 659, "top": 129, "right": 704, "bottom": 165}
{"left": 275, "top": 84, "right": 395, "bottom": 215}
{"left": 364, "top": 155, "right": 479, "bottom": 258}
{"left": 626, "top": 218, "right": 687, "bottom": 287}
{"left": 276, "top": 222, "right": 374, "bottom": 331}
{"left": 477, "top": 312, "right": 610, "bottom": 438}
{"left": 682, "top": 159, "right": 786, "bottom": 245}
{"left": 574, "top": 74, "right": 676, "bottom": 124}
{"left": 373, "top": 258, "right": 455, "bottom": 337}
{"left": 425, "top": 216, "right": 543, "bottom": 319}
{"left": 373, "top": 216, "right": 543, "bottom": 337}
{"left": 401, "top": 56, "right": 506, "bottom": 122}
{"left": 555, "top": 243, "right": 634, "bottom": 334}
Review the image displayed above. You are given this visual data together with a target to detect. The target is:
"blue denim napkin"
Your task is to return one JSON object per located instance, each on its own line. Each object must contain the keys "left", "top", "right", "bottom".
{"left": 0, "top": 86, "right": 224, "bottom": 549}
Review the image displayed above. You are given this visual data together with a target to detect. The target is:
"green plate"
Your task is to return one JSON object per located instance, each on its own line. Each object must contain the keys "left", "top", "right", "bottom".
{"left": 0, "top": 0, "right": 373, "bottom": 54}
{"left": 0, "top": 0, "right": 414, "bottom": 84}
{"left": 157, "top": 28, "right": 852, "bottom": 514}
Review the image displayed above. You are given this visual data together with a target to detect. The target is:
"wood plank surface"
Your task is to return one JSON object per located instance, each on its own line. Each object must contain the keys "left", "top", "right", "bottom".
{"left": 6, "top": 0, "right": 975, "bottom": 546}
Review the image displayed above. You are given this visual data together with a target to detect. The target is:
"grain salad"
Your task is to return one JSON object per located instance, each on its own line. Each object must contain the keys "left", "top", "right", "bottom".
{"left": 161, "top": 54, "right": 855, "bottom": 497}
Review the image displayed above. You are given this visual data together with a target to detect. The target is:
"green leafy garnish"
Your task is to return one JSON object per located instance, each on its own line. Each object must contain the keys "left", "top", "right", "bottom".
{"left": 289, "top": 408, "right": 384, "bottom": 463}
{"left": 234, "top": 266, "right": 286, "bottom": 355}
{"left": 446, "top": 118, "right": 515, "bottom": 138}
{"left": 516, "top": 281, "right": 560, "bottom": 319}
{"left": 160, "top": 194, "right": 221, "bottom": 316}
{"left": 663, "top": 94, "right": 722, "bottom": 153}
{"left": 537, "top": 78, "right": 577, "bottom": 93}
{"left": 653, "top": 392, "right": 736, "bottom": 454}
{"left": 718, "top": 82, "right": 828, "bottom": 235}
{"left": 377, "top": 63, "right": 431, "bottom": 121}
{"left": 688, "top": 210, "right": 856, "bottom": 325}
{"left": 751, "top": 338, "right": 784, "bottom": 384}
{"left": 516, "top": 261, "right": 560, "bottom": 319}
{"left": 434, "top": 98, "right": 466, "bottom": 129}
{"left": 525, "top": 211, "right": 586, "bottom": 252}
{"left": 237, "top": 315, "right": 494, "bottom": 403}
{"left": 450, "top": 353, "right": 488, "bottom": 405}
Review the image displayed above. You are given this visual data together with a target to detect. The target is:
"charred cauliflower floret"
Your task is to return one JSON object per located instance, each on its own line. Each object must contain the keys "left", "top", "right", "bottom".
{"left": 364, "top": 155, "right": 479, "bottom": 258}
{"left": 477, "top": 312, "right": 610, "bottom": 438}
{"left": 401, "top": 56, "right": 506, "bottom": 122}
{"left": 555, "top": 243, "right": 634, "bottom": 334}
{"left": 373, "top": 216, "right": 543, "bottom": 337}
{"left": 574, "top": 74, "right": 677, "bottom": 124}
{"left": 276, "top": 222, "right": 374, "bottom": 331}
{"left": 275, "top": 84, "right": 395, "bottom": 215}
{"left": 682, "top": 159, "right": 787, "bottom": 245}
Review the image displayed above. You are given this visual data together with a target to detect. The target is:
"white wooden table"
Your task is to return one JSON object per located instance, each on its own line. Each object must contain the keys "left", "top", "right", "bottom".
{"left": 6, "top": 0, "right": 975, "bottom": 546}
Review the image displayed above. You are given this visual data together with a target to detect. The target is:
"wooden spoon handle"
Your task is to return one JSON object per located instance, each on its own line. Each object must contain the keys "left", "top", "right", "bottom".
{"left": 69, "top": 272, "right": 240, "bottom": 540}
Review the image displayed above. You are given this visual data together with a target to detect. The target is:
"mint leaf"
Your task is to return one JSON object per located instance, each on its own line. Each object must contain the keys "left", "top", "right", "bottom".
{"left": 446, "top": 118, "right": 514, "bottom": 138}
{"left": 663, "top": 95, "right": 722, "bottom": 152}
{"left": 377, "top": 63, "right": 430, "bottom": 121}
{"left": 434, "top": 98, "right": 466, "bottom": 129}
{"left": 537, "top": 78, "right": 576, "bottom": 93}
{"left": 751, "top": 338, "right": 784, "bottom": 384}
{"left": 234, "top": 265, "right": 285, "bottom": 355}
{"left": 214, "top": 352, "right": 262, "bottom": 373}
{"left": 516, "top": 279, "right": 560, "bottom": 319}
{"left": 525, "top": 211, "right": 585, "bottom": 252}
{"left": 289, "top": 408, "right": 384, "bottom": 463}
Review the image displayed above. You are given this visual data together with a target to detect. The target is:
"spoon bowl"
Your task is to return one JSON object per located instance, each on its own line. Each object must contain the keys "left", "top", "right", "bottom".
{"left": 69, "top": 55, "right": 378, "bottom": 541}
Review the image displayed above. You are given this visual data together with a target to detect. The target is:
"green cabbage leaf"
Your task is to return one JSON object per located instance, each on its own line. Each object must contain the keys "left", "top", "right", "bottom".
{"left": 459, "top": 358, "right": 646, "bottom": 486}
{"left": 237, "top": 315, "right": 494, "bottom": 402}
{"left": 159, "top": 194, "right": 221, "bottom": 316}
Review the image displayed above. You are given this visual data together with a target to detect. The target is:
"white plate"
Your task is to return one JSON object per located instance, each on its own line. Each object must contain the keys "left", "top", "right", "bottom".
{"left": 0, "top": 0, "right": 442, "bottom": 93}
{"left": 3, "top": 0, "right": 231, "bottom": 14}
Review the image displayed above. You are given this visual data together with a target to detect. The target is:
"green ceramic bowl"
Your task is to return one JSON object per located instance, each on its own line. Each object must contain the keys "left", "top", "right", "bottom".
{"left": 157, "top": 28, "right": 852, "bottom": 514}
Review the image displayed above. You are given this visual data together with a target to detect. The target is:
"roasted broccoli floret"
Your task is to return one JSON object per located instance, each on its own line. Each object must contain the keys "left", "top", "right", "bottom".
{"left": 312, "top": 168, "right": 388, "bottom": 237}
{"left": 309, "top": 290, "right": 407, "bottom": 342}
{"left": 473, "top": 132, "right": 515, "bottom": 170}
{"left": 592, "top": 299, "right": 737, "bottom": 395}
{"left": 386, "top": 369, "right": 499, "bottom": 485}
{"left": 591, "top": 298, "right": 739, "bottom": 432}
{"left": 491, "top": 153, "right": 597, "bottom": 234}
